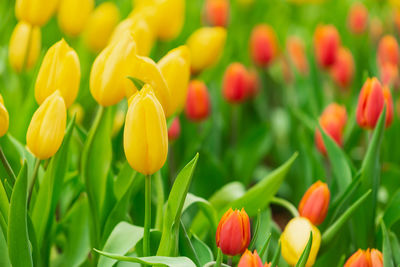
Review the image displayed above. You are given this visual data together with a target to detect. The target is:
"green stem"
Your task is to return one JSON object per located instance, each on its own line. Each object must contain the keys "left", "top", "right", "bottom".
{"left": 143, "top": 174, "right": 152, "bottom": 256}
{"left": 28, "top": 158, "right": 40, "bottom": 207}
{"left": 154, "top": 172, "right": 164, "bottom": 230}
{"left": 215, "top": 248, "right": 222, "bottom": 267}
{"left": 270, "top": 196, "right": 299, "bottom": 217}
{"left": 0, "top": 146, "right": 16, "bottom": 186}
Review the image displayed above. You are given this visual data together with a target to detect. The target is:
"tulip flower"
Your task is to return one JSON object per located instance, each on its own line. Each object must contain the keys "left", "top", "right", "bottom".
{"left": 356, "top": 78, "right": 393, "bottom": 129}
{"left": 286, "top": 36, "right": 309, "bottom": 76}
{"left": 313, "top": 25, "right": 341, "bottom": 68}
{"left": 250, "top": 24, "right": 278, "bottom": 67}
{"left": 112, "top": 109, "right": 126, "bottom": 137}
{"left": 68, "top": 103, "right": 84, "bottom": 125}
{"left": 315, "top": 103, "right": 347, "bottom": 155}
{"left": 185, "top": 80, "right": 211, "bottom": 122}
{"left": 0, "top": 94, "right": 9, "bottom": 137}
{"left": 8, "top": 21, "right": 41, "bottom": 73}
{"left": 369, "top": 17, "right": 383, "bottom": 43}
{"left": 370, "top": 249, "right": 383, "bottom": 267}
{"left": 347, "top": 2, "right": 368, "bottom": 34}
{"left": 35, "top": 39, "right": 81, "bottom": 108}
{"left": 238, "top": 250, "right": 263, "bottom": 267}
{"left": 83, "top": 2, "right": 120, "bottom": 52}
{"left": 154, "top": 0, "right": 185, "bottom": 40}
{"left": 15, "top": 0, "right": 58, "bottom": 26}
{"left": 246, "top": 68, "right": 260, "bottom": 98}
{"left": 158, "top": 46, "right": 191, "bottom": 114}
{"left": 168, "top": 117, "right": 181, "bottom": 141}
{"left": 380, "top": 62, "right": 399, "bottom": 87}
{"left": 280, "top": 217, "right": 321, "bottom": 267}
{"left": 344, "top": 249, "right": 370, "bottom": 267}
{"left": 377, "top": 35, "right": 399, "bottom": 68}
{"left": 216, "top": 208, "right": 251, "bottom": 256}
{"left": 298, "top": 181, "right": 330, "bottom": 225}
{"left": 57, "top": 0, "right": 94, "bottom": 37}
{"left": 330, "top": 47, "right": 355, "bottom": 89}
{"left": 90, "top": 33, "right": 137, "bottom": 107}
{"left": 203, "top": 0, "right": 229, "bottom": 27}
{"left": 26, "top": 91, "right": 67, "bottom": 160}
{"left": 123, "top": 84, "right": 168, "bottom": 175}
{"left": 186, "top": 27, "right": 227, "bottom": 73}
{"left": 223, "top": 62, "right": 249, "bottom": 103}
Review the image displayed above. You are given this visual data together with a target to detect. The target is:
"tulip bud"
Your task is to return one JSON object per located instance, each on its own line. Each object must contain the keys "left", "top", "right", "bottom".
{"left": 313, "top": 25, "right": 341, "bottom": 69}
{"left": 356, "top": 78, "right": 393, "bottom": 129}
{"left": 68, "top": 103, "right": 84, "bottom": 125}
{"left": 280, "top": 217, "right": 321, "bottom": 267}
{"left": 250, "top": 24, "right": 279, "bottom": 67}
{"left": 298, "top": 181, "right": 330, "bottom": 225}
{"left": 203, "top": 0, "right": 229, "bottom": 27}
{"left": 15, "top": 0, "right": 58, "bottom": 26}
{"left": 35, "top": 39, "right": 81, "bottom": 108}
{"left": 185, "top": 80, "right": 211, "bottom": 122}
{"left": 154, "top": 0, "right": 185, "bottom": 40}
{"left": 83, "top": 2, "right": 120, "bottom": 52}
{"left": 112, "top": 109, "right": 126, "bottom": 138}
{"left": 344, "top": 249, "right": 371, "bottom": 267}
{"left": 370, "top": 249, "right": 383, "bottom": 267}
{"left": 216, "top": 208, "right": 251, "bottom": 256}
{"left": 380, "top": 62, "right": 399, "bottom": 87}
{"left": 286, "top": 36, "right": 309, "bottom": 76}
{"left": 8, "top": 21, "right": 41, "bottom": 73}
{"left": 90, "top": 33, "right": 137, "bottom": 107}
{"left": 369, "top": 17, "right": 383, "bottom": 43}
{"left": 347, "top": 2, "right": 368, "bottom": 34}
{"left": 377, "top": 35, "right": 399, "bottom": 68}
{"left": 158, "top": 46, "right": 191, "bottom": 114}
{"left": 123, "top": 84, "right": 168, "bottom": 175}
{"left": 26, "top": 91, "right": 67, "bottom": 159}
{"left": 0, "top": 94, "right": 9, "bottom": 137}
{"left": 238, "top": 250, "right": 263, "bottom": 267}
{"left": 223, "top": 62, "right": 249, "bottom": 103}
{"left": 246, "top": 68, "right": 260, "bottom": 98}
{"left": 186, "top": 27, "right": 227, "bottom": 73}
{"left": 330, "top": 47, "right": 355, "bottom": 89}
{"left": 58, "top": 0, "right": 94, "bottom": 37}
{"left": 315, "top": 103, "right": 347, "bottom": 155}
{"left": 168, "top": 117, "right": 181, "bottom": 141}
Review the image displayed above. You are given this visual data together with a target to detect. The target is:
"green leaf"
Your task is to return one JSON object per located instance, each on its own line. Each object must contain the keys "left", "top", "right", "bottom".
{"left": 270, "top": 242, "right": 281, "bottom": 267}
{"left": 259, "top": 232, "right": 272, "bottom": 258}
{"left": 7, "top": 162, "right": 33, "bottom": 267}
{"left": 209, "top": 182, "right": 246, "bottom": 211}
{"left": 178, "top": 220, "right": 201, "bottom": 266}
{"left": 127, "top": 76, "right": 145, "bottom": 90}
{"left": 381, "top": 222, "right": 394, "bottom": 267}
{"left": 157, "top": 153, "right": 199, "bottom": 256}
{"left": 94, "top": 249, "right": 196, "bottom": 267}
{"left": 383, "top": 190, "right": 400, "bottom": 228}
{"left": 191, "top": 234, "right": 213, "bottom": 266}
{"left": 183, "top": 193, "right": 218, "bottom": 231}
{"left": 0, "top": 181, "right": 9, "bottom": 236}
{"left": 295, "top": 232, "right": 313, "bottom": 267}
{"left": 389, "top": 232, "right": 400, "bottom": 266}
{"left": 0, "top": 226, "right": 11, "bottom": 267}
{"left": 249, "top": 210, "right": 261, "bottom": 249}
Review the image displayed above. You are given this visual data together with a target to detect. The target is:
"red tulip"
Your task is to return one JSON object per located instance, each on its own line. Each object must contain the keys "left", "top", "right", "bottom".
{"left": 168, "top": 117, "right": 181, "bottom": 141}
{"left": 377, "top": 35, "right": 399, "bottom": 68}
{"left": 216, "top": 208, "right": 251, "bottom": 256}
{"left": 185, "top": 80, "right": 211, "bottom": 122}
{"left": 344, "top": 249, "right": 371, "bottom": 267}
{"left": 223, "top": 62, "right": 249, "bottom": 103}
{"left": 203, "top": 0, "right": 229, "bottom": 27}
{"left": 330, "top": 47, "right": 355, "bottom": 89}
{"left": 250, "top": 24, "right": 278, "bottom": 67}
{"left": 298, "top": 181, "right": 330, "bottom": 225}
{"left": 348, "top": 2, "right": 368, "bottom": 34}
{"left": 314, "top": 25, "right": 341, "bottom": 69}
{"left": 238, "top": 250, "right": 263, "bottom": 267}
{"left": 286, "top": 36, "right": 309, "bottom": 76}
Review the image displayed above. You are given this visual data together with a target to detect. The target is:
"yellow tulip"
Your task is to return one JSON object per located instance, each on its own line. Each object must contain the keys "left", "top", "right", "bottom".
{"left": 90, "top": 33, "right": 137, "bottom": 107}
{"left": 35, "top": 39, "right": 81, "bottom": 108}
{"left": 128, "top": 5, "right": 159, "bottom": 33}
{"left": 8, "top": 21, "right": 41, "bottom": 73}
{"left": 280, "top": 217, "right": 321, "bottom": 267}
{"left": 83, "top": 2, "right": 120, "bottom": 52}
{"left": 154, "top": 0, "right": 185, "bottom": 40}
{"left": 186, "top": 27, "right": 226, "bottom": 73}
{"left": 26, "top": 91, "right": 67, "bottom": 160}
{"left": 157, "top": 45, "right": 190, "bottom": 114}
{"left": 15, "top": 0, "right": 58, "bottom": 26}
{"left": 123, "top": 84, "right": 168, "bottom": 175}
{"left": 112, "top": 109, "right": 125, "bottom": 137}
{"left": 110, "top": 15, "right": 155, "bottom": 56}
{"left": 57, "top": 0, "right": 94, "bottom": 37}
{"left": 0, "top": 94, "right": 9, "bottom": 137}
{"left": 68, "top": 103, "right": 84, "bottom": 125}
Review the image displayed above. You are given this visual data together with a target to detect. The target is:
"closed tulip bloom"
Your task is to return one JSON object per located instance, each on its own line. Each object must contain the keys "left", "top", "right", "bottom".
{"left": 58, "top": 0, "right": 94, "bottom": 37}
{"left": 380, "top": 62, "right": 399, "bottom": 87}
{"left": 154, "top": 0, "right": 185, "bottom": 40}
{"left": 168, "top": 117, "right": 181, "bottom": 141}
{"left": 330, "top": 47, "right": 355, "bottom": 89}
{"left": 83, "top": 2, "right": 120, "bottom": 52}
{"left": 250, "top": 24, "right": 279, "bottom": 67}
{"left": 0, "top": 94, "right": 9, "bottom": 137}
{"left": 369, "top": 17, "right": 383, "bottom": 43}
{"left": 347, "top": 2, "right": 368, "bottom": 34}
{"left": 186, "top": 27, "right": 227, "bottom": 73}
{"left": 203, "top": 0, "right": 229, "bottom": 27}
{"left": 314, "top": 25, "right": 341, "bottom": 68}
{"left": 15, "top": 0, "right": 58, "bottom": 26}
{"left": 158, "top": 46, "right": 191, "bottom": 114}
{"left": 370, "top": 249, "right": 383, "bottom": 267}
{"left": 35, "top": 39, "right": 81, "bottom": 108}
{"left": 68, "top": 103, "right": 84, "bottom": 125}
{"left": 356, "top": 78, "right": 393, "bottom": 129}
{"left": 280, "top": 217, "right": 321, "bottom": 267}
{"left": 298, "top": 181, "right": 330, "bottom": 225}
{"left": 185, "top": 80, "right": 211, "bottom": 122}
{"left": 90, "top": 33, "right": 136, "bottom": 107}
{"left": 8, "top": 21, "right": 41, "bottom": 73}
{"left": 286, "top": 36, "right": 309, "bottom": 76}
{"left": 344, "top": 249, "right": 371, "bottom": 267}
{"left": 223, "top": 62, "right": 249, "bottom": 103}
{"left": 238, "top": 250, "right": 263, "bottom": 267}
{"left": 27, "top": 91, "right": 67, "bottom": 159}
{"left": 216, "top": 208, "right": 251, "bottom": 256}
{"left": 377, "top": 35, "right": 399, "bottom": 68}
{"left": 124, "top": 84, "right": 168, "bottom": 175}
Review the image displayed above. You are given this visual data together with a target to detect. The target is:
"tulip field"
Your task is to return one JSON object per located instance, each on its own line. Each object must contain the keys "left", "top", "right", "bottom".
{"left": 2, "top": 0, "right": 400, "bottom": 266}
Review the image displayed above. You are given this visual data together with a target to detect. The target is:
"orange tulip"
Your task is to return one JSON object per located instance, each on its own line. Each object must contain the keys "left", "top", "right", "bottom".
{"left": 370, "top": 249, "right": 383, "bottom": 267}
{"left": 347, "top": 2, "right": 368, "bottom": 34}
{"left": 286, "top": 36, "right": 309, "bottom": 76}
{"left": 377, "top": 35, "right": 399, "bottom": 68}
{"left": 344, "top": 249, "right": 371, "bottom": 267}
{"left": 185, "top": 80, "right": 211, "bottom": 122}
{"left": 314, "top": 25, "right": 341, "bottom": 69}
{"left": 369, "top": 17, "right": 383, "bottom": 43}
{"left": 250, "top": 24, "right": 278, "bottom": 67}
{"left": 380, "top": 62, "right": 399, "bottom": 87}
{"left": 168, "top": 117, "right": 181, "bottom": 141}
{"left": 238, "top": 250, "right": 263, "bottom": 267}
{"left": 298, "top": 181, "right": 330, "bottom": 225}
{"left": 223, "top": 62, "right": 249, "bottom": 103}
{"left": 203, "top": 0, "right": 229, "bottom": 27}
{"left": 330, "top": 47, "right": 355, "bottom": 89}
{"left": 216, "top": 208, "right": 251, "bottom": 256}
